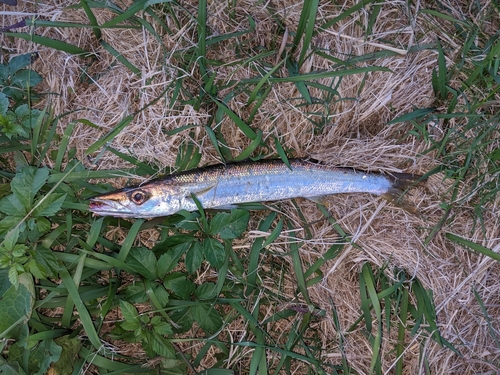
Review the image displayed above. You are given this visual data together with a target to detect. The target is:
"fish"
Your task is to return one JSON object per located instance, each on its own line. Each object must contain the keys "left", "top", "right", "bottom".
{"left": 88, "top": 159, "right": 422, "bottom": 218}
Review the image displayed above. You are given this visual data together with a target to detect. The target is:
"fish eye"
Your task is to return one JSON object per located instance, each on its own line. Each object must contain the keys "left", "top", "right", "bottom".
{"left": 129, "top": 190, "right": 149, "bottom": 205}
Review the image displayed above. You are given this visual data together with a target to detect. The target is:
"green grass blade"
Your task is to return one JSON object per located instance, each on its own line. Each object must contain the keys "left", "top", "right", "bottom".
{"left": 288, "top": 222, "right": 310, "bottom": 305}
{"left": 117, "top": 219, "right": 144, "bottom": 263}
{"left": 100, "top": 41, "right": 141, "bottom": 76}
{"left": 291, "top": 0, "right": 311, "bottom": 55}
{"left": 197, "top": 0, "right": 208, "bottom": 80}
{"left": 395, "top": 284, "right": 409, "bottom": 375}
{"left": 247, "top": 59, "right": 285, "bottom": 105}
{"left": 59, "top": 267, "right": 102, "bottom": 351}
{"left": 85, "top": 115, "right": 134, "bottom": 155}
{"left": 298, "top": 0, "right": 319, "bottom": 67}
{"left": 286, "top": 58, "right": 312, "bottom": 103}
{"left": 361, "top": 263, "right": 382, "bottom": 374}
{"left": 240, "top": 66, "right": 390, "bottom": 85}
{"left": 212, "top": 98, "right": 258, "bottom": 140}
{"left": 232, "top": 130, "right": 263, "bottom": 162}
{"left": 54, "top": 121, "right": 75, "bottom": 171}
{"left": 100, "top": 1, "right": 144, "bottom": 28}
{"left": 2, "top": 32, "right": 92, "bottom": 56}
{"left": 445, "top": 233, "right": 500, "bottom": 262}
{"left": 245, "top": 212, "right": 277, "bottom": 297}
{"left": 80, "top": 0, "right": 102, "bottom": 39}
{"left": 319, "top": 0, "right": 375, "bottom": 31}
{"left": 274, "top": 135, "right": 291, "bottom": 169}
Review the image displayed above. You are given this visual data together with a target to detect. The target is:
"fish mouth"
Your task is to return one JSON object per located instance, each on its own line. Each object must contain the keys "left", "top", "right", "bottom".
{"left": 88, "top": 197, "right": 134, "bottom": 218}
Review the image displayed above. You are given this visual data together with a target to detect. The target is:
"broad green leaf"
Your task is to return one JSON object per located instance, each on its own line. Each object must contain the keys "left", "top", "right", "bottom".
{"left": 150, "top": 316, "right": 173, "bottom": 335}
{"left": 0, "top": 93, "right": 8, "bottom": 114}
{"left": 185, "top": 240, "right": 204, "bottom": 274}
{"left": 156, "top": 242, "right": 190, "bottom": 278}
{"left": 120, "top": 300, "right": 139, "bottom": 323}
{"left": 51, "top": 336, "right": 82, "bottom": 375}
{"left": 0, "top": 216, "right": 25, "bottom": 237}
{"left": 0, "top": 194, "right": 28, "bottom": 216}
{"left": 32, "top": 248, "right": 58, "bottom": 278}
{"left": 0, "top": 361, "right": 27, "bottom": 375}
{"left": 169, "top": 306, "right": 194, "bottom": 333}
{"left": 192, "top": 303, "right": 223, "bottom": 333}
{"left": 209, "top": 209, "right": 249, "bottom": 239}
{"left": 11, "top": 69, "right": 43, "bottom": 88}
{"left": 152, "top": 283, "right": 170, "bottom": 307}
{"left": 127, "top": 247, "right": 158, "bottom": 279}
{"left": 203, "top": 238, "right": 225, "bottom": 269}
{"left": 145, "top": 332, "right": 176, "bottom": 358}
{"left": 0, "top": 269, "right": 34, "bottom": 339}
{"left": 195, "top": 282, "right": 217, "bottom": 300}
{"left": 163, "top": 272, "right": 195, "bottom": 299}
{"left": 32, "top": 193, "right": 66, "bottom": 217}
{"left": 1, "top": 227, "right": 20, "bottom": 250}
{"left": 7, "top": 53, "right": 35, "bottom": 74}
{"left": 27, "top": 339, "right": 62, "bottom": 375}
{"left": 11, "top": 167, "right": 49, "bottom": 209}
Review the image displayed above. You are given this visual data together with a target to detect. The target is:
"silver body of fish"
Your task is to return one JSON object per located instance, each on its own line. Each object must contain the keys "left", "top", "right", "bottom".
{"left": 88, "top": 159, "right": 420, "bottom": 218}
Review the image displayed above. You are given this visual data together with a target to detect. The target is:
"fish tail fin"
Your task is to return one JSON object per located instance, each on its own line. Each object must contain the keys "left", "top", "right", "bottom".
{"left": 381, "top": 173, "right": 425, "bottom": 215}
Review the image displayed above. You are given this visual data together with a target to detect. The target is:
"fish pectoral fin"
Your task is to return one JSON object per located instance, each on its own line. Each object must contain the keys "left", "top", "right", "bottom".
{"left": 305, "top": 195, "right": 329, "bottom": 205}
{"left": 185, "top": 184, "right": 217, "bottom": 200}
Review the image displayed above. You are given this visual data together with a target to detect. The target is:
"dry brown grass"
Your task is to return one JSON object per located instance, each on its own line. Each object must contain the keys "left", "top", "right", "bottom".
{"left": 2, "top": 0, "right": 499, "bottom": 373}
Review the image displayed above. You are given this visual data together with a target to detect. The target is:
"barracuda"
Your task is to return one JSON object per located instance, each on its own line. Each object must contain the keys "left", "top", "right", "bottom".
{"left": 88, "top": 159, "right": 422, "bottom": 218}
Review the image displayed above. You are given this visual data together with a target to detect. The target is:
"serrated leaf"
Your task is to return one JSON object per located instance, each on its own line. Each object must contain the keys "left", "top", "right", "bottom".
{"left": 0, "top": 194, "right": 26, "bottom": 216}
{"left": 0, "top": 93, "right": 8, "bottom": 115}
{"left": 33, "top": 248, "right": 58, "bottom": 278}
{"left": 168, "top": 307, "right": 194, "bottom": 333}
{"left": 33, "top": 193, "right": 66, "bottom": 217}
{"left": 0, "top": 268, "right": 34, "bottom": 339}
{"left": 35, "top": 217, "right": 51, "bottom": 233}
{"left": 11, "top": 69, "right": 43, "bottom": 88}
{"left": 191, "top": 304, "right": 223, "bottom": 333}
{"left": 209, "top": 209, "right": 249, "bottom": 239}
{"left": 146, "top": 332, "right": 176, "bottom": 358}
{"left": 0, "top": 216, "right": 24, "bottom": 238}
{"left": 1, "top": 227, "right": 20, "bottom": 250}
{"left": 127, "top": 247, "right": 158, "bottom": 279}
{"left": 151, "top": 316, "right": 173, "bottom": 335}
{"left": 156, "top": 241, "right": 190, "bottom": 278}
{"left": 28, "top": 339, "right": 63, "bottom": 375}
{"left": 11, "top": 167, "right": 49, "bottom": 209}
{"left": 0, "top": 361, "right": 27, "bottom": 375}
{"left": 8, "top": 266, "right": 19, "bottom": 289}
{"left": 7, "top": 54, "right": 34, "bottom": 74}
{"left": 27, "top": 258, "right": 47, "bottom": 280}
{"left": 119, "top": 300, "right": 139, "bottom": 323}
{"left": 185, "top": 240, "right": 203, "bottom": 274}
{"left": 203, "top": 238, "right": 226, "bottom": 268}
{"left": 163, "top": 273, "right": 196, "bottom": 299}
{"left": 153, "top": 284, "right": 170, "bottom": 307}
{"left": 195, "top": 282, "right": 217, "bottom": 300}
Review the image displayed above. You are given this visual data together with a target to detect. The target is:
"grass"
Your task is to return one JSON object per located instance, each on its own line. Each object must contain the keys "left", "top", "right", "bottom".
{"left": 0, "top": 0, "right": 499, "bottom": 374}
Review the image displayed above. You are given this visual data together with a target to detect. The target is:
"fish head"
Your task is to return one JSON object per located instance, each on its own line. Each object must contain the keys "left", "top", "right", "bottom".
{"left": 88, "top": 183, "right": 183, "bottom": 218}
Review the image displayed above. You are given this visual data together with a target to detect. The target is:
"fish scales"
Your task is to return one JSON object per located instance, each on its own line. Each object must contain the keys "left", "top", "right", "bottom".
{"left": 89, "top": 159, "right": 421, "bottom": 218}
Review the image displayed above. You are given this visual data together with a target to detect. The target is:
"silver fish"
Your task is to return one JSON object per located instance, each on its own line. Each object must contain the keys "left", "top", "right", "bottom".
{"left": 88, "top": 159, "right": 421, "bottom": 218}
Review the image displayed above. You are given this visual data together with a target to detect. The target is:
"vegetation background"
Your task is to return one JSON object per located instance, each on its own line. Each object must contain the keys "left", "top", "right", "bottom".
{"left": 0, "top": 0, "right": 498, "bottom": 374}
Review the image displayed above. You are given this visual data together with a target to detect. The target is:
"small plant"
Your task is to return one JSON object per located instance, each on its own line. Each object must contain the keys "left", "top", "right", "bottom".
{"left": 0, "top": 53, "right": 44, "bottom": 140}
